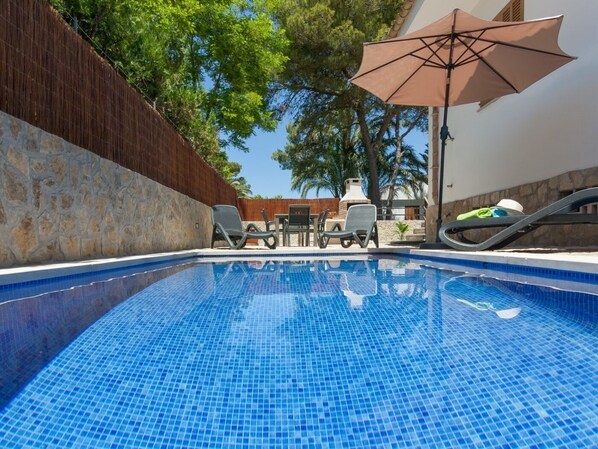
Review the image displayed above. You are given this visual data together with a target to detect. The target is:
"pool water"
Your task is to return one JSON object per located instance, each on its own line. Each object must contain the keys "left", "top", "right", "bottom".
{"left": 0, "top": 257, "right": 596, "bottom": 448}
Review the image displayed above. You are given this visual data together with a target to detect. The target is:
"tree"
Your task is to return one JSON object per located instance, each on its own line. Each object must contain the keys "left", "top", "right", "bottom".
{"left": 381, "top": 106, "right": 428, "bottom": 217}
{"left": 229, "top": 177, "right": 253, "bottom": 199}
{"left": 49, "top": 0, "right": 288, "bottom": 179}
{"left": 272, "top": 110, "right": 361, "bottom": 198}
{"left": 272, "top": 0, "right": 427, "bottom": 205}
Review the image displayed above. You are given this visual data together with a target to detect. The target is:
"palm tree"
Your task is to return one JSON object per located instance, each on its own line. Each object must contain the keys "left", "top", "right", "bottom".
{"left": 230, "top": 177, "right": 253, "bottom": 199}
{"left": 272, "top": 111, "right": 362, "bottom": 198}
{"left": 378, "top": 106, "right": 428, "bottom": 219}
{"left": 379, "top": 143, "right": 428, "bottom": 219}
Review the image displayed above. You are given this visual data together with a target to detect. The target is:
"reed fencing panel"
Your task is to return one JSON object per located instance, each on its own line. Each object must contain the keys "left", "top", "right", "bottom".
{"left": 238, "top": 198, "right": 340, "bottom": 221}
{"left": 0, "top": 0, "right": 236, "bottom": 206}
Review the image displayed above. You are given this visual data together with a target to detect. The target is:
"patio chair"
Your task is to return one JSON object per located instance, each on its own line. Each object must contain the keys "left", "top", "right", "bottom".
{"left": 283, "top": 204, "right": 311, "bottom": 246}
{"left": 439, "top": 188, "right": 598, "bottom": 251}
{"left": 261, "top": 208, "right": 276, "bottom": 232}
{"left": 316, "top": 209, "right": 329, "bottom": 242}
{"left": 211, "top": 205, "right": 277, "bottom": 249}
{"left": 318, "top": 204, "right": 379, "bottom": 248}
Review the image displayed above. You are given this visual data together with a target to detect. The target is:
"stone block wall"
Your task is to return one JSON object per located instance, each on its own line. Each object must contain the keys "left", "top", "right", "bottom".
{"left": 0, "top": 111, "right": 212, "bottom": 268}
{"left": 377, "top": 220, "right": 424, "bottom": 244}
{"left": 242, "top": 219, "right": 424, "bottom": 247}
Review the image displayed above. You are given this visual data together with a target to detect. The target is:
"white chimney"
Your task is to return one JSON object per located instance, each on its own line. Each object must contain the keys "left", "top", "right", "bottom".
{"left": 341, "top": 178, "right": 368, "bottom": 201}
{"left": 339, "top": 178, "right": 370, "bottom": 218}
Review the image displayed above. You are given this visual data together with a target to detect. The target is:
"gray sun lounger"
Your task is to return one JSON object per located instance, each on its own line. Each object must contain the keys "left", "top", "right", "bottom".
{"left": 211, "top": 205, "right": 278, "bottom": 249}
{"left": 318, "top": 204, "right": 379, "bottom": 248}
{"left": 439, "top": 188, "right": 598, "bottom": 251}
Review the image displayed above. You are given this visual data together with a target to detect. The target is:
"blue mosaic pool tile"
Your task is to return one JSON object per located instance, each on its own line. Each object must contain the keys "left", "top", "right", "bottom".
{"left": 0, "top": 262, "right": 196, "bottom": 409}
{"left": 0, "top": 258, "right": 596, "bottom": 448}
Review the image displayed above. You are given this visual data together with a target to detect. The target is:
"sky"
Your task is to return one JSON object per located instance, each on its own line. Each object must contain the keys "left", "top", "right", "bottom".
{"left": 234, "top": 120, "right": 295, "bottom": 198}
{"left": 233, "top": 121, "right": 428, "bottom": 199}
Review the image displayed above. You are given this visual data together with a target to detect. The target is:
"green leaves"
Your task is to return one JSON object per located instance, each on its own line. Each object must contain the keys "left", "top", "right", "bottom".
{"left": 50, "top": 0, "right": 288, "bottom": 183}
{"left": 272, "top": 110, "right": 361, "bottom": 198}
{"left": 272, "top": 0, "right": 430, "bottom": 204}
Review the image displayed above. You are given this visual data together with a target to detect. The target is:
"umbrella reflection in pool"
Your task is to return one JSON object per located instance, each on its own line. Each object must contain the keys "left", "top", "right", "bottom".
{"left": 443, "top": 274, "right": 522, "bottom": 319}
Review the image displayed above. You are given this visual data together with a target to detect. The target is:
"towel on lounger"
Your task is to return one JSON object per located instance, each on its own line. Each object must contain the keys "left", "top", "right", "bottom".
{"left": 457, "top": 207, "right": 508, "bottom": 221}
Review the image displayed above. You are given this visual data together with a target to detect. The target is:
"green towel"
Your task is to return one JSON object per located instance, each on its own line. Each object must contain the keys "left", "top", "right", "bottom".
{"left": 457, "top": 207, "right": 493, "bottom": 221}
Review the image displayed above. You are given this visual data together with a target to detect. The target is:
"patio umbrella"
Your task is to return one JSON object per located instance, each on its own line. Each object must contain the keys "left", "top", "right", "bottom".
{"left": 350, "top": 8, "right": 576, "bottom": 245}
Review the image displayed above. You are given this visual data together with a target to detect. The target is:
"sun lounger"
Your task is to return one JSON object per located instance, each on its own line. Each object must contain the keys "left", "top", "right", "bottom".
{"left": 439, "top": 188, "right": 598, "bottom": 251}
{"left": 211, "top": 205, "right": 278, "bottom": 249}
{"left": 318, "top": 204, "right": 379, "bottom": 248}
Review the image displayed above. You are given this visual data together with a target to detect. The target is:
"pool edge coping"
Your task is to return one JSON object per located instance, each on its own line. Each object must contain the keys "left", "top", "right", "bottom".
{"left": 0, "top": 246, "right": 596, "bottom": 287}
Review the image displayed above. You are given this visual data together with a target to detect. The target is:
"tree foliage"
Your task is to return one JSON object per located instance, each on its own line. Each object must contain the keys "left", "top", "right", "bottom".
{"left": 272, "top": 0, "right": 428, "bottom": 204}
{"left": 272, "top": 109, "right": 361, "bottom": 198}
{"left": 49, "top": 0, "right": 288, "bottom": 189}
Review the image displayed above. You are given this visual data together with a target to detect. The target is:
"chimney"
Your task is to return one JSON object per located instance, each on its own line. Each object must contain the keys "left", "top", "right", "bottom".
{"left": 339, "top": 178, "right": 370, "bottom": 218}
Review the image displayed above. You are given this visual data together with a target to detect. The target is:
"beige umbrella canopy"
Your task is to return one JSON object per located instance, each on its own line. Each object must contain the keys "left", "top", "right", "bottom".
{"left": 351, "top": 9, "right": 576, "bottom": 245}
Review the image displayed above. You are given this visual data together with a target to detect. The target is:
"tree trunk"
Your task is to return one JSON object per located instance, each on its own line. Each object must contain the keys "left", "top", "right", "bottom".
{"left": 355, "top": 100, "right": 393, "bottom": 210}
{"left": 384, "top": 107, "right": 428, "bottom": 219}
{"left": 385, "top": 108, "right": 404, "bottom": 219}
{"left": 385, "top": 148, "right": 403, "bottom": 219}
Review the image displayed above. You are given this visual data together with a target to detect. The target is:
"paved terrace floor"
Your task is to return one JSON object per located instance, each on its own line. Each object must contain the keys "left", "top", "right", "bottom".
{"left": 1, "top": 244, "right": 597, "bottom": 285}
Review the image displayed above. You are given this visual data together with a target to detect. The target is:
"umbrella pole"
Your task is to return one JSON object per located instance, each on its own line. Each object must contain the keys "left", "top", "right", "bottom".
{"left": 421, "top": 106, "right": 449, "bottom": 249}
{"left": 421, "top": 65, "right": 452, "bottom": 248}
{"left": 436, "top": 106, "right": 450, "bottom": 242}
{"left": 423, "top": 20, "right": 457, "bottom": 248}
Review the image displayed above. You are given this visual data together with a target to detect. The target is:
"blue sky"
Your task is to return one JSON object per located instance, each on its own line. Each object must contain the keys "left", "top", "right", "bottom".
{"left": 235, "top": 120, "right": 295, "bottom": 198}
{"left": 234, "top": 121, "right": 428, "bottom": 199}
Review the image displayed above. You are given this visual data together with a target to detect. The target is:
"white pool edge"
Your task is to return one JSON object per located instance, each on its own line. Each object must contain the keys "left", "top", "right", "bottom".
{"left": 0, "top": 245, "right": 596, "bottom": 287}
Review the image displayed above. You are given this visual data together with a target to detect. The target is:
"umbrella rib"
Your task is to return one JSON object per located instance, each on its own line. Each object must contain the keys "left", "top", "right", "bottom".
{"left": 421, "top": 35, "right": 452, "bottom": 68}
{"left": 475, "top": 36, "right": 575, "bottom": 59}
{"left": 452, "top": 29, "right": 573, "bottom": 65}
{"left": 351, "top": 36, "right": 450, "bottom": 82}
{"left": 451, "top": 30, "right": 493, "bottom": 66}
{"left": 456, "top": 16, "right": 564, "bottom": 35}
{"left": 450, "top": 30, "right": 573, "bottom": 94}
{"left": 382, "top": 35, "right": 457, "bottom": 102}
{"left": 444, "top": 31, "right": 520, "bottom": 92}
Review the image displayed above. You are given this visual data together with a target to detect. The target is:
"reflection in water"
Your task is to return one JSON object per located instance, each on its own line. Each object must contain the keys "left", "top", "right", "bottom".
{"left": 443, "top": 275, "right": 522, "bottom": 319}
{"left": 455, "top": 298, "right": 521, "bottom": 319}
{"left": 0, "top": 261, "right": 200, "bottom": 408}
{"left": 324, "top": 260, "right": 377, "bottom": 308}
{"left": 0, "top": 257, "right": 596, "bottom": 448}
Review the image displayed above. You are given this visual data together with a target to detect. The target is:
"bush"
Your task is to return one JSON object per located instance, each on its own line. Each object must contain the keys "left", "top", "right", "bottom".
{"left": 396, "top": 221, "right": 410, "bottom": 241}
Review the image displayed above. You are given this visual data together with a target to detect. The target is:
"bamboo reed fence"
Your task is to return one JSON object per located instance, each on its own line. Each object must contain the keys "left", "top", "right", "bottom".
{"left": 238, "top": 198, "right": 340, "bottom": 221}
{"left": 0, "top": 0, "right": 236, "bottom": 206}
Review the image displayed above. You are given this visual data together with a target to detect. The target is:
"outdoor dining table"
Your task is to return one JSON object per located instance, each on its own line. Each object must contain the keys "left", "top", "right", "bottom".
{"left": 274, "top": 213, "right": 319, "bottom": 247}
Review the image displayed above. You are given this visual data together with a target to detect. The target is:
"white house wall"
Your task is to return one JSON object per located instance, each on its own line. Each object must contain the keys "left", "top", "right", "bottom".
{"left": 402, "top": 0, "right": 598, "bottom": 204}
{"left": 400, "top": 0, "right": 479, "bottom": 31}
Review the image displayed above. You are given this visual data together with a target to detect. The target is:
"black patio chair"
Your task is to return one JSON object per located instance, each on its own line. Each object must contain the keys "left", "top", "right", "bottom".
{"left": 316, "top": 209, "right": 329, "bottom": 242}
{"left": 283, "top": 204, "right": 311, "bottom": 246}
{"left": 261, "top": 208, "right": 276, "bottom": 232}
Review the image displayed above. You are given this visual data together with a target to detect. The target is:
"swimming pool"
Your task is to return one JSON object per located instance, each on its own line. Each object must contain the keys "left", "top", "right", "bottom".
{"left": 0, "top": 255, "right": 596, "bottom": 448}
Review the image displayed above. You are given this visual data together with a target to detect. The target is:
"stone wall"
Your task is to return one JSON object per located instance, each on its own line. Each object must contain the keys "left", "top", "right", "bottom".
{"left": 377, "top": 220, "right": 423, "bottom": 244}
{"left": 0, "top": 111, "right": 212, "bottom": 268}
{"left": 242, "top": 219, "right": 424, "bottom": 247}
{"left": 426, "top": 167, "right": 598, "bottom": 248}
